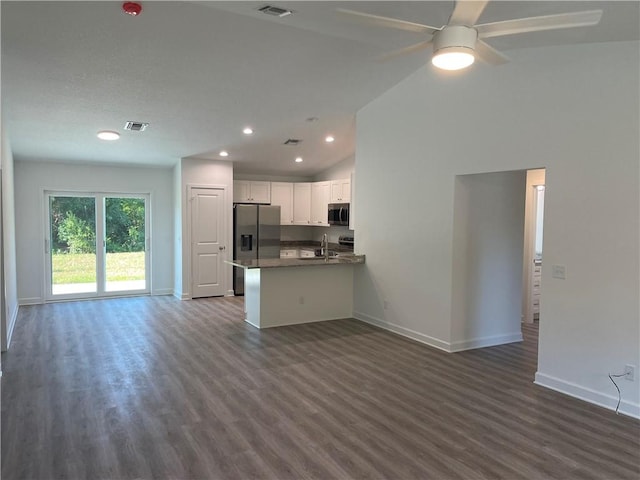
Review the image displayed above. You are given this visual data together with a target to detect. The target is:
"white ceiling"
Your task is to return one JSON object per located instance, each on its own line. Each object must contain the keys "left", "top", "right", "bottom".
{"left": 2, "top": 1, "right": 638, "bottom": 176}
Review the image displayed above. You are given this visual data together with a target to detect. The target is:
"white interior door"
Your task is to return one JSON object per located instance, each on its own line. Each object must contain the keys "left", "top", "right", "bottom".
{"left": 191, "top": 187, "right": 226, "bottom": 298}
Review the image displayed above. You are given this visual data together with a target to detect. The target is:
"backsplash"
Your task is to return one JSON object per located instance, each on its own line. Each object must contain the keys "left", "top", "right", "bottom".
{"left": 280, "top": 225, "right": 353, "bottom": 244}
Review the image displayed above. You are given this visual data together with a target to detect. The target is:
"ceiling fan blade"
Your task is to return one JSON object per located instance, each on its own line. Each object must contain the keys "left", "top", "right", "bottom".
{"left": 449, "top": 0, "right": 489, "bottom": 26}
{"left": 476, "top": 10, "right": 603, "bottom": 39}
{"left": 474, "top": 39, "right": 510, "bottom": 65}
{"left": 336, "top": 8, "right": 440, "bottom": 35}
{"left": 377, "top": 40, "right": 433, "bottom": 62}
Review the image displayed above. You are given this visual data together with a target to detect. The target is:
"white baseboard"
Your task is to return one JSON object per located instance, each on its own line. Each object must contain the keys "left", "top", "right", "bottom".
{"left": 449, "top": 331, "right": 523, "bottom": 352}
{"left": 535, "top": 371, "right": 640, "bottom": 419}
{"left": 353, "top": 310, "right": 451, "bottom": 352}
{"left": 152, "top": 289, "right": 173, "bottom": 296}
{"left": 175, "top": 292, "right": 191, "bottom": 300}
{"left": 19, "top": 297, "right": 42, "bottom": 306}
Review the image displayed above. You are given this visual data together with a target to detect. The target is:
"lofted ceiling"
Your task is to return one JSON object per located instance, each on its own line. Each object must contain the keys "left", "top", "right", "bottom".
{"left": 2, "top": 1, "right": 638, "bottom": 176}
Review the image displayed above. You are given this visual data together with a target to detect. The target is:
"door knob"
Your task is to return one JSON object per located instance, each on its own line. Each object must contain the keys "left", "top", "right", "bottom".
{"left": 219, "top": 246, "right": 226, "bottom": 251}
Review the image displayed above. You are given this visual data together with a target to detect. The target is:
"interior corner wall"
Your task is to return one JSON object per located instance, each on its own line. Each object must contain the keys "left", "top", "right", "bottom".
{"left": 0, "top": 126, "right": 18, "bottom": 351}
{"left": 354, "top": 41, "right": 639, "bottom": 416}
{"left": 450, "top": 171, "right": 526, "bottom": 351}
{"left": 14, "top": 161, "right": 174, "bottom": 303}
{"left": 179, "top": 158, "right": 234, "bottom": 299}
{"left": 173, "top": 160, "right": 183, "bottom": 298}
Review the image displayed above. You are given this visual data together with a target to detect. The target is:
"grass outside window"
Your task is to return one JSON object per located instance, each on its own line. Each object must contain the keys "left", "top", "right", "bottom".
{"left": 52, "top": 252, "right": 145, "bottom": 284}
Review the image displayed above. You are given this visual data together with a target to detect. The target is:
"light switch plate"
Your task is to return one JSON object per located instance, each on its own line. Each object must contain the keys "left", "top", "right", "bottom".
{"left": 552, "top": 264, "right": 566, "bottom": 279}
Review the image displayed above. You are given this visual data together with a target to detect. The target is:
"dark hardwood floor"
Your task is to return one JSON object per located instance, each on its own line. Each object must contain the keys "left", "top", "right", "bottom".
{"left": 2, "top": 296, "right": 639, "bottom": 479}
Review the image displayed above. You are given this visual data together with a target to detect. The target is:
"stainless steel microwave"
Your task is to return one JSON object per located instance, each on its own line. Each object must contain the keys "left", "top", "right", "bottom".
{"left": 328, "top": 203, "right": 349, "bottom": 226}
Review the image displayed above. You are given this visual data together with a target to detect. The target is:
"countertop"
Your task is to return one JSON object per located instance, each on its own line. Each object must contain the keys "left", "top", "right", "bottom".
{"left": 227, "top": 254, "right": 365, "bottom": 269}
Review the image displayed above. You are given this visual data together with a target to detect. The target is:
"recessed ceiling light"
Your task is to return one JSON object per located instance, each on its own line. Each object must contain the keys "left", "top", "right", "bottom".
{"left": 295, "top": 157, "right": 303, "bottom": 163}
{"left": 220, "top": 150, "right": 229, "bottom": 157}
{"left": 325, "top": 135, "right": 335, "bottom": 143}
{"left": 243, "top": 127, "right": 254, "bottom": 135}
{"left": 97, "top": 130, "right": 120, "bottom": 141}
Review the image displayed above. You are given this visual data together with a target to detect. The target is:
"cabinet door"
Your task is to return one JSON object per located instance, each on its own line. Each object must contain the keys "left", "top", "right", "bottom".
{"left": 311, "top": 181, "right": 330, "bottom": 226}
{"left": 330, "top": 179, "right": 351, "bottom": 203}
{"left": 271, "top": 182, "right": 294, "bottom": 225}
{"left": 293, "top": 183, "right": 311, "bottom": 225}
{"left": 249, "top": 181, "right": 271, "bottom": 204}
{"left": 233, "top": 181, "right": 250, "bottom": 203}
{"left": 280, "top": 249, "right": 298, "bottom": 258}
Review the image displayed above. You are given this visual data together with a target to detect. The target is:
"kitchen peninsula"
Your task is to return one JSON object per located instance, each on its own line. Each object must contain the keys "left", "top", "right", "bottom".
{"left": 228, "top": 255, "right": 365, "bottom": 329}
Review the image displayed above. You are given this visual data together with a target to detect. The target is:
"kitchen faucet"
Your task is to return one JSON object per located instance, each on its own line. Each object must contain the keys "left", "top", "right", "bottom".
{"left": 322, "top": 233, "right": 329, "bottom": 261}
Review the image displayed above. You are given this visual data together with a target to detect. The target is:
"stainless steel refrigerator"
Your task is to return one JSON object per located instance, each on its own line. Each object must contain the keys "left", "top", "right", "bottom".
{"left": 233, "top": 204, "right": 281, "bottom": 295}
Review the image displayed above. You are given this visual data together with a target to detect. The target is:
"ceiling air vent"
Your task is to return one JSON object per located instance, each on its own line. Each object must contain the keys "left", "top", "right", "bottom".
{"left": 284, "top": 138, "right": 301, "bottom": 146}
{"left": 258, "top": 5, "right": 293, "bottom": 17}
{"left": 124, "top": 121, "right": 149, "bottom": 132}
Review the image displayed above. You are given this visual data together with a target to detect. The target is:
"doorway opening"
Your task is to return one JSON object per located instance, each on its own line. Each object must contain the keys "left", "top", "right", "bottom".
{"left": 45, "top": 192, "right": 150, "bottom": 300}
{"left": 522, "top": 169, "right": 546, "bottom": 324}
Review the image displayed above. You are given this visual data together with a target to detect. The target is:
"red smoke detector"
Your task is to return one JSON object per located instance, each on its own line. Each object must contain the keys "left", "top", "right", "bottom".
{"left": 122, "top": 2, "right": 142, "bottom": 16}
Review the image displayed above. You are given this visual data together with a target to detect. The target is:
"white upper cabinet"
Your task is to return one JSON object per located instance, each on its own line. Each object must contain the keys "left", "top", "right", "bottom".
{"left": 311, "top": 181, "right": 330, "bottom": 226}
{"left": 233, "top": 180, "right": 271, "bottom": 204}
{"left": 293, "top": 183, "right": 311, "bottom": 225}
{"left": 330, "top": 178, "right": 351, "bottom": 203}
{"left": 270, "top": 182, "right": 294, "bottom": 225}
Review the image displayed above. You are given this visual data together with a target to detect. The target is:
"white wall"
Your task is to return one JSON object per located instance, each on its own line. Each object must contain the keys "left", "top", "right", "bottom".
{"left": 354, "top": 41, "right": 639, "bottom": 417}
{"left": 450, "top": 171, "right": 526, "bottom": 351}
{"left": 234, "top": 173, "right": 312, "bottom": 182}
{"left": 179, "top": 158, "right": 234, "bottom": 298}
{"left": 313, "top": 155, "right": 354, "bottom": 182}
{"left": 0, "top": 126, "right": 19, "bottom": 350}
{"left": 14, "top": 161, "right": 174, "bottom": 303}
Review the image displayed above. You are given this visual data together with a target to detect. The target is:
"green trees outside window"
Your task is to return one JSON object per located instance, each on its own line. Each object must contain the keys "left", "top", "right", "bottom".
{"left": 50, "top": 197, "right": 145, "bottom": 254}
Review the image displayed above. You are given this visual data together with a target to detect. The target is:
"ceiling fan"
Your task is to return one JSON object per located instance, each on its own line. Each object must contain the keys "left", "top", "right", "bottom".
{"left": 338, "top": 1, "right": 603, "bottom": 70}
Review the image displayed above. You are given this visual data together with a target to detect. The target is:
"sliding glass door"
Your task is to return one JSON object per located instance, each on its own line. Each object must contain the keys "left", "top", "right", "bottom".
{"left": 105, "top": 196, "right": 147, "bottom": 292}
{"left": 49, "top": 195, "right": 98, "bottom": 296}
{"left": 46, "top": 192, "right": 150, "bottom": 300}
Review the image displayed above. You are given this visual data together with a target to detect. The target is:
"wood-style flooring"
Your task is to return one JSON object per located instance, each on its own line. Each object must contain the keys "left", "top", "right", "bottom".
{"left": 2, "top": 296, "right": 639, "bottom": 479}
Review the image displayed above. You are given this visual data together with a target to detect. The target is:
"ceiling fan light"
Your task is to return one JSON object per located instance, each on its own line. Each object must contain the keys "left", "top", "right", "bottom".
{"left": 432, "top": 47, "right": 475, "bottom": 70}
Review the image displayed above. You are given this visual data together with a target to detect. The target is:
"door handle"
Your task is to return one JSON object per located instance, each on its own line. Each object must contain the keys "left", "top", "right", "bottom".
{"left": 219, "top": 246, "right": 226, "bottom": 251}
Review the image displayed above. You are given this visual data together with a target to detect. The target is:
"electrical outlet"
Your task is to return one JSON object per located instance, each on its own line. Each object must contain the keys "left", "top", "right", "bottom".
{"left": 552, "top": 264, "right": 566, "bottom": 280}
{"left": 624, "top": 365, "right": 635, "bottom": 381}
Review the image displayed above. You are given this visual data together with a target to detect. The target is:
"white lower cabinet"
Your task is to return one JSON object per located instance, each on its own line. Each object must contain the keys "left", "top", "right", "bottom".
{"left": 299, "top": 248, "right": 316, "bottom": 258}
{"left": 280, "top": 249, "right": 298, "bottom": 258}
